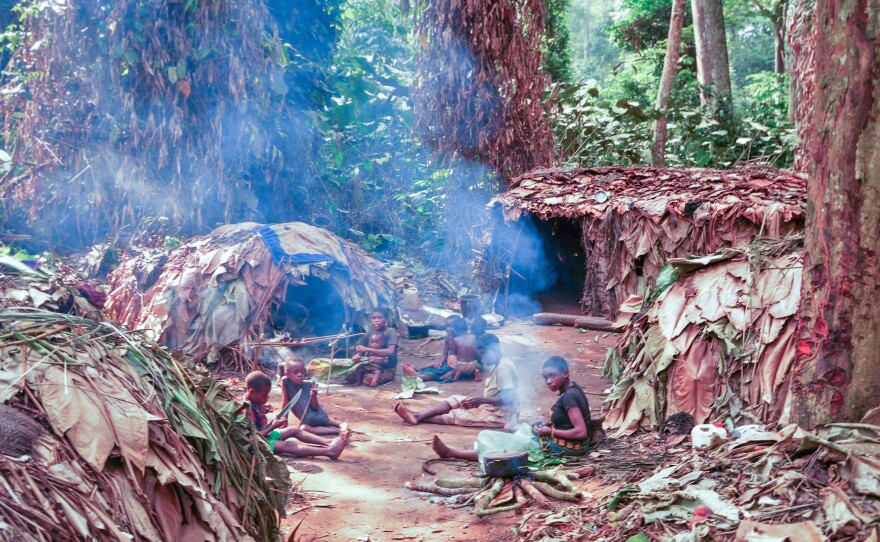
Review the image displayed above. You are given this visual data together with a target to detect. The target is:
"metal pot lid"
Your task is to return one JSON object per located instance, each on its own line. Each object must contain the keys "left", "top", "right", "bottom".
{"left": 594, "top": 190, "right": 610, "bottom": 203}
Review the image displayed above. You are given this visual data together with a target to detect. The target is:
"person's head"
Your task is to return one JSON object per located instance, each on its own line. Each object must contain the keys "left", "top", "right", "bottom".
{"left": 475, "top": 333, "right": 501, "bottom": 365}
{"left": 245, "top": 371, "right": 273, "bottom": 405}
{"left": 284, "top": 358, "right": 307, "bottom": 385}
{"left": 541, "top": 356, "right": 571, "bottom": 393}
{"left": 369, "top": 330, "right": 386, "bottom": 349}
{"left": 470, "top": 316, "right": 487, "bottom": 338}
{"left": 370, "top": 307, "right": 390, "bottom": 331}
{"left": 444, "top": 315, "right": 458, "bottom": 336}
{"left": 450, "top": 316, "right": 468, "bottom": 337}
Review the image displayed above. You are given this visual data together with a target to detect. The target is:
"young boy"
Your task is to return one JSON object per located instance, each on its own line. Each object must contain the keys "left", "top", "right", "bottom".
{"left": 245, "top": 371, "right": 349, "bottom": 459}
{"left": 279, "top": 358, "right": 343, "bottom": 436}
{"left": 394, "top": 334, "right": 518, "bottom": 428}
{"left": 444, "top": 317, "right": 481, "bottom": 382}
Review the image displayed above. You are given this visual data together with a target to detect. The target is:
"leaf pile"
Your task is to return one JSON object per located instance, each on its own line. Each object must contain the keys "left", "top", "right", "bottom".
{"left": 0, "top": 0, "right": 306, "bottom": 249}
{"left": 489, "top": 165, "right": 805, "bottom": 316}
{"left": 603, "top": 236, "right": 803, "bottom": 434}
{"left": 0, "top": 306, "right": 290, "bottom": 541}
{"left": 412, "top": 0, "right": 555, "bottom": 178}
{"left": 517, "top": 425, "right": 880, "bottom": 541}
{"left": 105, "top": 221, "right": 395, "bottom": 366}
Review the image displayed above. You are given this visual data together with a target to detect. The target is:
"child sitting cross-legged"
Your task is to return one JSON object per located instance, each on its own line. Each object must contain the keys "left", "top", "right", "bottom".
{"left": 280, "top": 358, "right": 343, "bottom": 436}
{"left": 245, "top": 371, "right": 349, "bottom": 459}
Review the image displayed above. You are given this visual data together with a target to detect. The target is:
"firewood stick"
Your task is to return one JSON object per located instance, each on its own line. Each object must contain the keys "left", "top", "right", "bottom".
{"left": 519, "top": 479, "right": 550, "bottom": 507}
{"left": 405, "top": 482, "right": 477, "bottom": 496}
{"left": 533, "top": 470, "right": 577, "bottom": 491}
{"left": 434, "top": 477, "right": 483, "bottom": 489}
{"left": 473, "top": 478, "right": 504, "bottom": 515}
{"left": 475, "top": 501, "right": 525, "bottom": 517}
{"left": 531, "top": 481, "right": 582, "bottom": 502}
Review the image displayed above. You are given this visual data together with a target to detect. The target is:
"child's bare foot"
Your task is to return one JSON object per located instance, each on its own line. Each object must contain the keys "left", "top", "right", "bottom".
{"left": 327, "top": 434, "right": 348, "bottom": 460}
{"left": 431, "top": 435, "right": 453, "bottom": 458}
{"left": 394, "top": 403, "right": 418, "bottom": 425}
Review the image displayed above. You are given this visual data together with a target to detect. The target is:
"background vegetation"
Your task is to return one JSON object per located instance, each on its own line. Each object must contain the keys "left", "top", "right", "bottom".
{"left": 0, "top": 0, "right": 795, "bottom": 260}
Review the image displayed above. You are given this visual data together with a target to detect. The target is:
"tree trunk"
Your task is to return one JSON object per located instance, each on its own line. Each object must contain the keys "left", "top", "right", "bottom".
{"left": 651, "top": 0, "right": 687, "bottom": 166}
{"left": 773, "top": 16, "right": 785, "bottom": 73}
{"left": 791, "top": 0, "right": 880, "bottom": 427}
{"left": 690, "top": 0, "right": 732, "bottom": 105}
{"left": 582, "top": 0, "right": 590, "bottom": 64}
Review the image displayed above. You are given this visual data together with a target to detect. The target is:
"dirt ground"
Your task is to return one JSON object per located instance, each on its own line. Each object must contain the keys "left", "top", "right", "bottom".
{"left": 268, "top": 321, "right": 617, "bottom": 542}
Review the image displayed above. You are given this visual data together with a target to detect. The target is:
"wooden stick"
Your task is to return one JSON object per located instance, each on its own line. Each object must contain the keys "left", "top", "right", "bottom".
{"left": 249, "top": 332, "right": 364, "bottom": 347}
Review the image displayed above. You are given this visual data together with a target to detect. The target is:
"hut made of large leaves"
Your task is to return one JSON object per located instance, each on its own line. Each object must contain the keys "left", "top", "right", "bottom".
{"left": 486, "top": 166, "right": 806, "bottom": 317}
{"left": 106, "top": 222, "right": 395, "bottom": 365}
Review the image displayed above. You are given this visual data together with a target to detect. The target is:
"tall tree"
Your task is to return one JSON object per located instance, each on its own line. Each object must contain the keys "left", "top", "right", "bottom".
{"left": 691, "top": 0, "right": 732, "bottom": 106}
{"left": 651, "top": 0, "right": 688, "bottom": 166}
{"left": 751, "top": 0, "right": 789, "bottom": 73}
{"left": 791, "top": 0, "right": 880, "bottom": 426}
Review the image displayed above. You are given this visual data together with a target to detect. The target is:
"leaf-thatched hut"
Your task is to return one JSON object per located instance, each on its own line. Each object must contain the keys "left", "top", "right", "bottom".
{"left": 485, "top": 166, "right": 806, "bottom": 317}
{"left": 106, "top": 222, "right": 395, "bottom": 365}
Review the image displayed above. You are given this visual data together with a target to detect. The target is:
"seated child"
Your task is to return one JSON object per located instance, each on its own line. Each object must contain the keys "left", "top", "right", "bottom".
{"left": 280, "top": 358, "right": 343, "bottom": 436}
{"left": 344, "top": 307, "right": 398, "bottom": 387}
{"left": 430, "top": 356, "right": 590, "bottom": 461}
{"left": 245, "top": 371, "right": 349, "bottom": 459}
{"left": 443, "top": 317, "right": 481, "bottom": 382}
{"left": 417, "top": 315, "right": 457, "bottom": 382}
{"left": 346, "top": 331, "right": 391, "bottom": 387}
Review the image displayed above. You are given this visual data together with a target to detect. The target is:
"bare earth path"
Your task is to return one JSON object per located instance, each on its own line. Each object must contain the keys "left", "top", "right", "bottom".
{"left": 276, "top": 321, "right": 617, "bottom": 542}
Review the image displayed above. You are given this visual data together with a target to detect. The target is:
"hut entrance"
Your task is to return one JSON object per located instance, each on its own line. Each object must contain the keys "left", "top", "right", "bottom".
{"left": 496, "top": 217, "right": 586, "bottom": 316}
{"left": 269, "top": 276, "right": 347, "bottom": 337}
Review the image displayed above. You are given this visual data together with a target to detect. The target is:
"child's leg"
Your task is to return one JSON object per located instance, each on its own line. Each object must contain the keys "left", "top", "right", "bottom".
{"left": 367, "top": 368, "right": 381, "bottom": 387}
{"left": 394, "top": 401, "right": 454, "bottom": 425}
{"left": 431, "top": 435, "right": 478, "bottom": 461}
{"left": 279, "top": 426, "right": 332, "bottom": 446}
{"left": 474, "top": 368, "right": 482, "bottom": 382}
{"left": 452, "top": 370, "right": 461, "bottom": 382}
{"left": 302, "top": 424, "right": 341, "bottom": 436}
{"left": 274, "top": 433, "right": 349, "bottom": 459}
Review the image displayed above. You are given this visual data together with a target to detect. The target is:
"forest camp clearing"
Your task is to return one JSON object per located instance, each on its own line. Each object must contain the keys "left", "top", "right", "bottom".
{"left": 1, "top": 1, "right": 880, "bottom": 541}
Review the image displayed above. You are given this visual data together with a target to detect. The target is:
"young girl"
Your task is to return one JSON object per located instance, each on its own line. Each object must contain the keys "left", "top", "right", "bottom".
{"left": 344, "top": 307, "right": 399, "bottom": 387}
{"left": 429, "top": 356, "right": 590, "bottom": 460}
{"left": 280, "top": 358, "right": 343, "bottom": 436}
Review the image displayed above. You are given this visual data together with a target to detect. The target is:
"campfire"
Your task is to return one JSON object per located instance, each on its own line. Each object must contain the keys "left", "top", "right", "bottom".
{"left": 406, "top": 451, "right": 595, "bottom": 516}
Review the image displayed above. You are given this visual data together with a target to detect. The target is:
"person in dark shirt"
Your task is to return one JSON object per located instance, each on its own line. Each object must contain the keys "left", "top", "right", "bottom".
{"left": 532, "top": 356, "right": 591, "bottom": 455}
{"left": 431, "top": 356, "right": 589, "bottom": 460}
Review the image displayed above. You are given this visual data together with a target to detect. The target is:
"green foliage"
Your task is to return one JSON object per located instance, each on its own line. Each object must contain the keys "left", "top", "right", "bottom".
{"left": 317, "top": 0, "right": 447, "bottom": 256}
{"left": 544, "top": 0, "right": 573, "bottom": 81}
{"left": 552, "top": 70, "right": 795, "bottom": 169}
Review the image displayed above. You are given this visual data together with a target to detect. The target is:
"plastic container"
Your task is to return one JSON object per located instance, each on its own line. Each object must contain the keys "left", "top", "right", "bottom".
{"left": 401, "top": 287, "right": 421, "bottom": 310}
{"left": 691, "top": 423, "right": 728, "bottom": 451}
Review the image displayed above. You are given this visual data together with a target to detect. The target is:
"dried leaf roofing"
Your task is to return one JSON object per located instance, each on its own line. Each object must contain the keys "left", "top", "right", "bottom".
{"left": 491, "top": 166, "right": 806, "bottom": 223}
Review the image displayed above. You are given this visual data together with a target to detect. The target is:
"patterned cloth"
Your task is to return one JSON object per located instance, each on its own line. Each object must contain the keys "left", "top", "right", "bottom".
{"left": 438, "top": 395, "right": 515, "bottom": 428}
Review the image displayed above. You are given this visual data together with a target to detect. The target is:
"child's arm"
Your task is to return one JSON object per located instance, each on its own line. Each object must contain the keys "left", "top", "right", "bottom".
{"left": 308, "top": 385, "right": 320, "bottom": 409}
{"left": 259, "top": 416, "right": 288, "bottom": 437}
